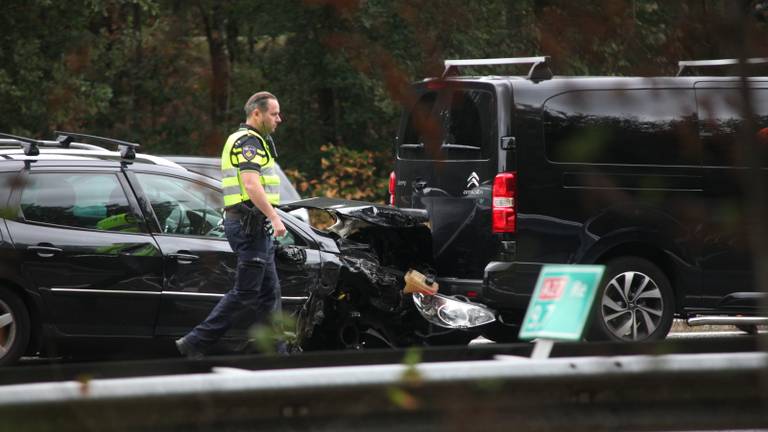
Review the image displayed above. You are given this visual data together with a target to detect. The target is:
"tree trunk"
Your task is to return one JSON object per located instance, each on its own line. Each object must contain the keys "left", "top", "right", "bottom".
{"left": 132, "top": 2, "right": 143, "bottom": 132}
{"left": 318, "top": 87, "right": 337, "bottom": 145}
{"left": 198, "top": 1, "right": 230, "bottom": 152}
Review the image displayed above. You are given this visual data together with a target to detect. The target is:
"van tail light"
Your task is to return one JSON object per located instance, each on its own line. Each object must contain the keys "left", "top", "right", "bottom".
{"left": 389, "top": 170, "right": 397, "bottom": 206}
{"left": 492, "top": 172, "right": 517, "bottom": 233}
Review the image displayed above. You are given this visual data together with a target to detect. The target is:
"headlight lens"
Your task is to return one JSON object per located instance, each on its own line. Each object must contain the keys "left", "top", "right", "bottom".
{"left": 413, "top": 293, "right": 496, "bottom": 329}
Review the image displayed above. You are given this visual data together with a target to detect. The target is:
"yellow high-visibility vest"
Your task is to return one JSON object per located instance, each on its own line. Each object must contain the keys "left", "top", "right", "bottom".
{"left": 220, "top": 128, "right": 280, "bottom": 207}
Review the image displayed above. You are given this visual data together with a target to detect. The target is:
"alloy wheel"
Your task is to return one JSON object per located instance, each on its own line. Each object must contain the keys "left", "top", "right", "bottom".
{"left": 601, "top": 270, "right": 664, "bottom": 341}
{"left": 0, "top": 299, "right": 16, "bottom": 359}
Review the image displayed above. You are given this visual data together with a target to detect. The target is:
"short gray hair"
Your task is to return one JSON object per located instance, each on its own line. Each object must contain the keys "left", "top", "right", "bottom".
{"left": 244, "top": 91, "right": 276, "bottom": 117}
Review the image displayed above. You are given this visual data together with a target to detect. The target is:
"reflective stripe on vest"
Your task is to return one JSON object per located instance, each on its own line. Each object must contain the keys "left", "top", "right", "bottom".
{"left": 220, "top": 128, "right": 280, "bottom": 207}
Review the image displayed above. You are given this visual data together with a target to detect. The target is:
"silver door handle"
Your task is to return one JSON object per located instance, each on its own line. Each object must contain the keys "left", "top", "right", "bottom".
{"left": 27, "top": 246, "right": 63, "bottom": 258}
{"left": 168, "top": 253, "right": 199, "bottom": 263}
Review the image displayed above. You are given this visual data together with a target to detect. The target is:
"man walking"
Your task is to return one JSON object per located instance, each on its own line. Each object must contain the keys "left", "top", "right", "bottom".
{"left": 176, "top": 91, "right": 286, "bottom": 357}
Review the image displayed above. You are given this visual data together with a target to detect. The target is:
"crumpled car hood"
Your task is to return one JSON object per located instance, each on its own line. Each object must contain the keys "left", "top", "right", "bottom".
{"left": 281, "top": 197, "right": 429, "bottom": 239}
{"left": 286, "top": 198, "right": 438, "bottom": 349}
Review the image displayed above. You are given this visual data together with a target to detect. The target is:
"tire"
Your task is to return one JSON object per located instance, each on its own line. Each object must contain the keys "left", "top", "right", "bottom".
{"left": 0, "top": 287, "right": 31, "bottom": 366}
{"left": 589, "top": 257, "right": 674, "bottom": 342}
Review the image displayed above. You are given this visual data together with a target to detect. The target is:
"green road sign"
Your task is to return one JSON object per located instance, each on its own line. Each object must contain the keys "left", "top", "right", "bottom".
{"left": 519, "top": 264, "right": 605, "bottom": 341}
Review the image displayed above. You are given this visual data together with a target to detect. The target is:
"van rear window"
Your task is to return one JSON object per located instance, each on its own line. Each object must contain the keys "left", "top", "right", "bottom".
{"left": 400, "top": 88, "right": 495, "bottom": 160}
{"left": 543, "top": 89, "right": 701, "bottom": 166}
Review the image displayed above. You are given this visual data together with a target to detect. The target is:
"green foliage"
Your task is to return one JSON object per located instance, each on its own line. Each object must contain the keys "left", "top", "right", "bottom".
{"left": 386, "top": 347, "right": 424, "bottom": 410}
{"left": 285, "top": 143, "right": 391, "bottom": 203}
{"left": 1, "top": 0, "right": 766, "bottom": 196}
{"left": 247, "top": 311, "right": 297, "bottom": 354}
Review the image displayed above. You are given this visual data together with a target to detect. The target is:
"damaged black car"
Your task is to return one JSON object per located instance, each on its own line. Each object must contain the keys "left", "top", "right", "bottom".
{"left": 0, "top": 139, "right": 494, "bottom": 364}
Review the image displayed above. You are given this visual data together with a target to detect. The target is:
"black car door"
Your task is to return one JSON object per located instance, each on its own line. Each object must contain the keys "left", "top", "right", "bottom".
{"left": 273, "top": 212, "right": 322, "bottom": 312}
{"left": 127, "top": 170, "right": 235, "bottom": 336}
{"left": 7, "top": 168, "right": 164, "bottom": 336}
{"left": 128, "top": 170, "right": 320, "bottom": 337}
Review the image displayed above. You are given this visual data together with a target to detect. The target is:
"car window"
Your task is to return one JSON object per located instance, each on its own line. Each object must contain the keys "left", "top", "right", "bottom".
{"left": 134, "top": 173, "right": 225, "bottom": 238}
{"left": 401, "top": 91, "right": 440, "bottom": 159}
{"left": 174, "top": 159, "right": 302, "bottom": 203}
{"left": 696, "top": 87, "right": 768, "bottom": 167}
{"left": 188, "top": 164, "right": 222, "bottom": 180}
{"left": 443, "top": 89, "right": 495, "bottom": 159}
{"left": 276, "top": 228, "right": 298, "bottom": 246}
{"left": 544, "top": 89, "right": 701, "bottom": 166}
{"left": 19, "top": 172, "right": 142, "bottom": 232}
{"left": 275, "top": 164, "right": 301, "bottom": 202}
{"left": 400, "top": 88, "right": 494, "bottom": 160}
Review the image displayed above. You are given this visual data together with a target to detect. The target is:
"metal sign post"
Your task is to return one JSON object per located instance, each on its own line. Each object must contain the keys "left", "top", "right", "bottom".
{"left": 519, "top": 265, "right": 606, "bottom": 359}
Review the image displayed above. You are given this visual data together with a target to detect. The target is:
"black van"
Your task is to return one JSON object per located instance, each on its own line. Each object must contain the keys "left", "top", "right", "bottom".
{"left": 390, "top": 56, "right": 768, "bottom": 342}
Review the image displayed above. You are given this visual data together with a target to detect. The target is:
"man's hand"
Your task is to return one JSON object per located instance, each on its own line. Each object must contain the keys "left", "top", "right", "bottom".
{"left": 270, "top": 214, "right": 287, "bottom": 238}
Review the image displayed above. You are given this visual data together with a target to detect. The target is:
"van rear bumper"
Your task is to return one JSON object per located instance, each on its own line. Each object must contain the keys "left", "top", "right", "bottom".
{"left": 482, "top": 261, "right": 543, "bottom": 309}
{"left": 435, "top": 277, "right": 485, "bottom": 299}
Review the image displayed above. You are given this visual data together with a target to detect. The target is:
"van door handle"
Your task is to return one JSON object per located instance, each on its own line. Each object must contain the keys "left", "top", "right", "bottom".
{"left": 28, "top": 245, "right": 63, "bottom": 258}
{"left": 168, "top": 252, "right": 199, "bottom": 264}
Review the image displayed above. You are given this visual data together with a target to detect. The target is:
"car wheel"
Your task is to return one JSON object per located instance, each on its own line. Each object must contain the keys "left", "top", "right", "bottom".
{"left": 0, "top": 287, "right": 31, "bottom": 366}
{"left": 589, "top": 257, "right": 674, "bottom": 342}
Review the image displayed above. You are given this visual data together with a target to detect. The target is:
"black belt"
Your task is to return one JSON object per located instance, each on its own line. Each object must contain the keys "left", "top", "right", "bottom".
{"left": 224, "top": 202, "right": 262, "bottom": 220}
{"left": 224, "top": 210, "right": 243, "bottom": 220}
{"left": 224, "top": 202, "right": 248, "bottom": 220}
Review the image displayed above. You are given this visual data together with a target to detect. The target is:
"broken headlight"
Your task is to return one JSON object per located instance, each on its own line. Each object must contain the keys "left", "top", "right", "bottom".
{"left": 412, "top": 293, "right": 496, "bottom": 329}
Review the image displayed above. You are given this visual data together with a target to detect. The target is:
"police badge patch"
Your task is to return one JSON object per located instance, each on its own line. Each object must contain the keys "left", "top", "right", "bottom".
{"left": 241, "top": 143, "right": 257, "bottom": 161}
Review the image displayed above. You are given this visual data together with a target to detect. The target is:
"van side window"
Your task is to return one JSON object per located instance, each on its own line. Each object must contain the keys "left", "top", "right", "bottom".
{"left": 544, "top": 89, "right": 700, "bottom": 165}
{"left": 400, "top": 88, "right": 494, "bottom": 160}
{"left": 696, "top": 87, "right": 768, "bottom": 167}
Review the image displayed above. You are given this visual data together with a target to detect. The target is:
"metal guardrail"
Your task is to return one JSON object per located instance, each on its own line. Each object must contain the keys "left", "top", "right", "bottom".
{"left": 1, "top": 350, "right": 767, "bottom": 431}
{"left": 2, "top": 335, "right": 761, "bottom": 386}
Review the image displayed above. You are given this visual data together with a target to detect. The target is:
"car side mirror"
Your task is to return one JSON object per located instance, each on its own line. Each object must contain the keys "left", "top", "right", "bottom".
{"left": 276, "top": 244, "right": 307, "bottom": 265}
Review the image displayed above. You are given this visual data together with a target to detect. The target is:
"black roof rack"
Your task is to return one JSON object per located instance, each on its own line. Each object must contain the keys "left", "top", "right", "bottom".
{"left": 677, "top": 57, "right": 768, "bottom": 76}
{"left": 54, "top": 131, "right": 140, "bottom": 161}
{"left": 442, "top": 56, "right": 553, "bottom": 81}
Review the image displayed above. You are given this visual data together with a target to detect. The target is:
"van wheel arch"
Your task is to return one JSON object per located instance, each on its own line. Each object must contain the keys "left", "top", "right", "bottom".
{"left": 593, "top": 242, "right": 682, "bottom": 313}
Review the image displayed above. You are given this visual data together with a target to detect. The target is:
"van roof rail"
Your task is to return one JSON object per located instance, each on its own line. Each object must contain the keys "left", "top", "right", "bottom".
{"left": 676, "top": 57, "right": 768, "bottom": 76}
{"left": 54, "top": 131, "right": 140, "bottom": 161}
{"left": 443, "top": 56, "right": 553, "bottom": 81}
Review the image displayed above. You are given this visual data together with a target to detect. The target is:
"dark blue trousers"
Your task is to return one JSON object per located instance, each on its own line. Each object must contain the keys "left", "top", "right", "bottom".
{"left": 184, "top": 218, "right": 280, "bottom": 352}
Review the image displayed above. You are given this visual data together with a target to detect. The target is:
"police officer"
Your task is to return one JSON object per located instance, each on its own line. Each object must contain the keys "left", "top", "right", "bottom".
{"left": 176, "top": 91, "right": 286, "bottom": 358}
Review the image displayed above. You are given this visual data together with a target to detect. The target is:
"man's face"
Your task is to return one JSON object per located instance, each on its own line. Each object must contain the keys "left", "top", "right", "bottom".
{"left": 253, "top": 98, "right": 282, "bottom": 135}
